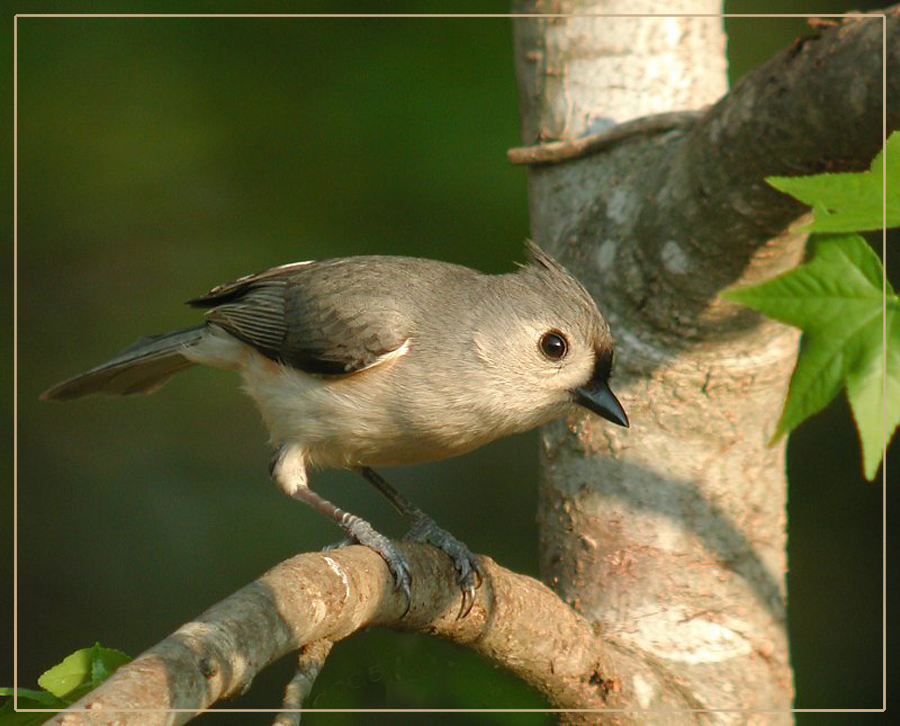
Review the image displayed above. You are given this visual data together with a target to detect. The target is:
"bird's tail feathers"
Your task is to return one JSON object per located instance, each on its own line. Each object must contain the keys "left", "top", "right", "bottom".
{"left": 41, "top": 325, "right": 206, "bottom": 401}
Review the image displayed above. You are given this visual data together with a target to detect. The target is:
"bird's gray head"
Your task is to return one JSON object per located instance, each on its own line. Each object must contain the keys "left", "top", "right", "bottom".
{"left": 472, "top": 241, "right": 628, "bottom": 432}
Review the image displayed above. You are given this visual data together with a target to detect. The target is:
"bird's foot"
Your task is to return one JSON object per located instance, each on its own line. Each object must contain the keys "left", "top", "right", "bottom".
{"left": 404, "top": 515, "right": 484, "bottom": 618}
{"left": 341, "top": 516, "right": 412, "bottom": 615}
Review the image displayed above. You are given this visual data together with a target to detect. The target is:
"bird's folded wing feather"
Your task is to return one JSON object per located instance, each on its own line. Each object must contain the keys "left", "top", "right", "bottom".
{"left": 187, "top": 258, "right": 411, "bottom": 376}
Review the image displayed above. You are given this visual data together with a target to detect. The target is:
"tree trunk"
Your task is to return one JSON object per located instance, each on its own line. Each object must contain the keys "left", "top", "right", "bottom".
{"left": 514, "top": 1, "right": 803, "bottom": 717}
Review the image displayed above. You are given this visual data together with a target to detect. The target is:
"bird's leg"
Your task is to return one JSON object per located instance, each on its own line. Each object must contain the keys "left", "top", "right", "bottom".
{"left": 270, "top": 446, "right": 412, "bottom": 613}
{"left": 357, "top": 466, "right": 483, "bottom": 618}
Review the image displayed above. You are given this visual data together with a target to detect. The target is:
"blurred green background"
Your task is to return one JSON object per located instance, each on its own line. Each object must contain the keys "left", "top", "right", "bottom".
{"left": 9, "top": 2, "right": 890, "bottom": 723}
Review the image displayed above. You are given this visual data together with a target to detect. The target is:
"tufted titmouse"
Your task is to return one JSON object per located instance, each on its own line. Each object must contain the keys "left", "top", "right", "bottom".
{"left": 42, "top": 241, "right": 628, "bottom": 616}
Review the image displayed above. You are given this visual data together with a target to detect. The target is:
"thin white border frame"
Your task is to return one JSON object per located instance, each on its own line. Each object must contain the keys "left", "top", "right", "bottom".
{"left": 11, "top": 9, "right": 889, "bottom": 716}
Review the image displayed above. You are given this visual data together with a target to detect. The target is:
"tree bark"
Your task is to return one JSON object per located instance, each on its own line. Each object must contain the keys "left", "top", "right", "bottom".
{"left": 514, "top": 1, "right": 895, "bottom": 720}
{"left": 51, "top": 546, "right": 645, "bottom": 724}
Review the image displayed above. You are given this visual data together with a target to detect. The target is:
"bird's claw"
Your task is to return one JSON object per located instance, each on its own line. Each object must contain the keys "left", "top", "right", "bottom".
{"left": 405, "top": 515, "right": 483, "bottom": 619}
{"left": 389, "top": 557, "right": 413, "bottom": 618}
{"left": 339, "top": 516, "right": 413, "bottom": 616}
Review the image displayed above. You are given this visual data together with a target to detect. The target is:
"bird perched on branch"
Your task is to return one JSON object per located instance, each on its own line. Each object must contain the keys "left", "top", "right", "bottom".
{"left": 42, "top": 241, "right": 628, "bottom": 617}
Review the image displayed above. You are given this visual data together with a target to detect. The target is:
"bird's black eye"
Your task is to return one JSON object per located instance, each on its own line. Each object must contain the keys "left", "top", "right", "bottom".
{"left": 539, "top": 331, "right": 568, "bottom": 361}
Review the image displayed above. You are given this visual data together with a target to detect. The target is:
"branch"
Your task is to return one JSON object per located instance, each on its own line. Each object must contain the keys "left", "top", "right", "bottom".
{"left": 50, "top": 545, "right": 690, "bottom": 723}
{"left": 600, "top": 9, "right": 896, "bottom": 339}
{"left": 507, "top": 110, "right": 706, "bottom": 165}
{"left": 515, "top": 7, "right": 895, "bottom": 344}
{"left": 274, "top": 640, "right": 333, "bottom": 726}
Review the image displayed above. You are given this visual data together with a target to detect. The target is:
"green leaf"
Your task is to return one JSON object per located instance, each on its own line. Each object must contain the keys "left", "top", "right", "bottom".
{"left": 767, "top": 131, "right": 900, "bottom": 232}
{"left": 723, "top": 234, "right": 898, "bottom": 478}
{"left": 0, "top": 692, "right": 64, "bottom": 725}
{"left": 36, "top": 644, "right": 130, "bottom": 701}
{"left": 1, "top": 646, "right": 130, "bottom": 725}
{"left": 0, "top": 689, "right": 61, "bottom": 707}
{"left": 847, "top": 305, "right": 900, "bottom": 478}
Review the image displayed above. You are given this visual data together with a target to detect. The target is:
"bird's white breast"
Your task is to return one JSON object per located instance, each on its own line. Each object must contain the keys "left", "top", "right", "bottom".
{"left": 184, "top": 326, "right": 504, "bottom": 470}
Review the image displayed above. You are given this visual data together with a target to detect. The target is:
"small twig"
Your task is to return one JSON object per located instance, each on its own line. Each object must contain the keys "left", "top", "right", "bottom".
{"left": 807, "top": 17, "right": 839, "bottom": 29}
{"left": 273, "top": 640, "right": 334, "bottom": 726}
{"left": 507, "top": 109, "right": 706, "bottom": 165}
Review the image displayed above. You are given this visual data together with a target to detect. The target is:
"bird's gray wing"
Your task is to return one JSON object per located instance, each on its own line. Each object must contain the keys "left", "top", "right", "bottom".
{"left": 187, "top": 258, "right": 412, "bottom": 376}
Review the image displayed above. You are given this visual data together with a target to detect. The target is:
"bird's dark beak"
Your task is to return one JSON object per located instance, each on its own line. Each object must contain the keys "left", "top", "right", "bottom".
{"left": 574, "top": 379, "right": 629, "bottom": 428}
